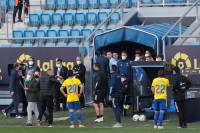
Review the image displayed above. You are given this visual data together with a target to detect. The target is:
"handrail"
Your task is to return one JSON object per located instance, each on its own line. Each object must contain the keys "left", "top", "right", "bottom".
{"left": 87, "top": 0, "right": 128, "bottom": 42}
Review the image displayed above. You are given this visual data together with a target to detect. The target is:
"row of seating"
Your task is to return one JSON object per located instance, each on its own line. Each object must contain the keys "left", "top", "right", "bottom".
{"left": 45, "top": 0, "right": 136, "bottom": 10}
{"left": 141, "top": 0, "right": 187, "bottom": 4}
{"left": 29, "top": 11, "right": 124, "bottom": 27}
{"left": 13, "top": 27, "right": 106, "bottom": 44}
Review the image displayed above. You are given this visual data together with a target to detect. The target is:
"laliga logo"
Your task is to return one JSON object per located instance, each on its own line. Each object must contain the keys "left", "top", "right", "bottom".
{"left": 17, "top": 53, "right": 32, "bottom": 63}
{"left": 171, "top": 52, "right": 192, "bottom": 69}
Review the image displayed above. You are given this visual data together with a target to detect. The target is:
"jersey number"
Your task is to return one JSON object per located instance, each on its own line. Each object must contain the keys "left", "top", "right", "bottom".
{"left": 68, "top": 85, "right": 76, "bottom": 93}
{"left": 155, "top": 85, "right": 165, "bottom": 94}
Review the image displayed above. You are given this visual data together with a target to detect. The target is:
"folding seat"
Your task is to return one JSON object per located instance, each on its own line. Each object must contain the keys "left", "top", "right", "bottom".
{"left": 29, "top": 13, "right": 41, "bottom": 27}
{"left": 99, "top": 0, "right": 111, "bottom": 9}
{"left": 81, "top": 29, "right": 92, "bottom": 38}
{"left": 110, "top": 0, "right": 120, "bottom": 8}
{"left": 58, "top": 29, "right": 69, "bottom": 43}
{"left": 173, "top": 0, "right": 186, "bottom": 3}
{"left": 141, "top": 0, "right": 153, "bottom": 4}
{"left": 94, "top": 29, "right": 104, "bottom": 35}
{"left": 13, "top": 29, "right": 24, "bottom": 44}
{"left": 52, "top": 11, "right": 64, "bottom": 26}
{"left": 87, "top": 12, "right": 98, "bottom": 25}
{"left": 24, "top": 28, "right": 37, "bottom": 43}
{"left": 35, "top": 28, "right": 47, "bottom": 43}
{"left": 75, "top": 13, "right": 86, "bottom": 25}
{"left": 67, "top": 0, "right": 78, "bottom": 9}
{"left": 88, "top": 0, "right": 99, "bottom": 9}
{"left": 78, "top": 0, "right": 89, "bottom": 9}
{"left": 57, "top": 0, "right": 67, "bottom": 10}
{"left": 124, "top": 0, "right": 131, "bottom": 8}
{"left": 41, "top": 11, "right": 53, "bottom": 26}
{"left": 47, "top": 28, "right": 58, "bottom": 43}
{"left": 63, "top": 13, "right": 74, "bottom": 25}
{"left": 98, "top": 12, "right": 108, "bottom": 24}
{"left": 45, "top": 0, "right": 56, "bottom": 10}
{"left": 110, "top": 12, "right": 120, "bottom": 24}
{"left": 152, "top": 0, "right": 162, "bottom": 4}
{"left": 70, "top": 29, "right": 81, "bottom": 42}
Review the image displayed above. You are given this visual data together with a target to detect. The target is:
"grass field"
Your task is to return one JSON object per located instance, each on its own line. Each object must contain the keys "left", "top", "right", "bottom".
{"left": 0, "top": 107, "right": 200, "bottom": 133}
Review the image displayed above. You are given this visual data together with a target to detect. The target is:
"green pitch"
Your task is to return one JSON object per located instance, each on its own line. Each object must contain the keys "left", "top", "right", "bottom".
{"left": 0, "top": 107, "right": 200, "bottom": 133}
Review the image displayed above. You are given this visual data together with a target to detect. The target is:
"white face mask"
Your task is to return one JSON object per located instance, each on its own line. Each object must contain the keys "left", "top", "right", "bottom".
{"left": 134, "top": 57, "right": 140, "bottom": 61}
{"left": 121, "top": 78, "right": 126, "bottom": 82}
{"left": 56, "top": 64, "right": 62, "bottom": 68}
{"left": 76, "top": 61, "right": 81, "bottom": 65}
{"left": 28, "top": 61, "right": 34, "bottom": 66}
{"left": 26, "top": 75, "right": 32, "bottom": 81}
{"left": 121, "top": 56, "right": 127, "bottom": 60}
{"left": 156, "top": 58, "right": 162, "bottom": 61}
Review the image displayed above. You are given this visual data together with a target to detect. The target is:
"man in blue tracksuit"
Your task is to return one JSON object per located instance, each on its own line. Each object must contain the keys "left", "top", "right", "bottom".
{"left": 109, "top": 65, "right": 123, "bottom": 128}
{"left": 117, "top": 51, "right": 132, "bottom": 80}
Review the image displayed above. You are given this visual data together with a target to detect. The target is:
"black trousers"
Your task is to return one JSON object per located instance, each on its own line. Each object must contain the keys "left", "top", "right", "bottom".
{"left": 13, "top": 4, "right": 23, "bottom": 22}
{"left": 38, "top": 95, "right": 54, "bottom": 125}
{"left": 175, "top": 100, "right": 187, "bottom": 127}
{"left": 112, "top": 97, "right": 123, "bottom": 123}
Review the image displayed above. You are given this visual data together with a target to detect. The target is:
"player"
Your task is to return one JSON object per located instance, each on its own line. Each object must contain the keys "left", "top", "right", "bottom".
{"left": 151, "top": 70, "right": 170, "bottom": 129}
{"left": 60, "top": 70, "right": 85, "bottom": 128}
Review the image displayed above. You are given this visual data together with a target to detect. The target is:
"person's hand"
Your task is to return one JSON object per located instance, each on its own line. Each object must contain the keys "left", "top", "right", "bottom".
{"left": 10, "top": 91, "right": 14, "bottom": 96}
{"left": 65, "top": 94, "right": 68, "bottom": 97}
{"left": 78, "top": 94, "right": 82, "bottom": 98}
{"left": 24, "top": 87, "right": 29, "bottom": 91}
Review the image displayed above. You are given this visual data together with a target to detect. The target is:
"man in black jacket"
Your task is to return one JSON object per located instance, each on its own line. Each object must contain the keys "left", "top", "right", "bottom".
{"left": 109, "top": 65, "right": 123, "bottom": 128}
{"left": 73, "top": 56, "right": 86, "bottom": 108}
{"left": 172, "top": 67, "right": 191, "bottom": 128}
{"left": 93, "top": 63, "right": 106, "bottom": 123}
{"left": 54, "top": 58, "right": 68, "bottom": 111}
{"left": 38, "top": 69, "right": 58, "bottom": 127}
{"left": 13, "top": 0, "right": 29, "bottom": 23}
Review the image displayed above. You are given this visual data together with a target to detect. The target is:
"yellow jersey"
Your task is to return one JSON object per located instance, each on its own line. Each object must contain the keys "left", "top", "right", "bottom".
{"left": 152, "top": 77, "right": 170, "bottom": 100}
{"left": 62, "top": 77, "right": 81, "bottom": 102}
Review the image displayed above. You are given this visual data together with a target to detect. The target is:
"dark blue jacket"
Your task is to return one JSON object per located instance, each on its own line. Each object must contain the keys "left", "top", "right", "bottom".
{"left": 117, "top": 59, "right": 132, "bottom": 80}
{"left": 96, "top": 55, "right": 110, "bottom": 75}
{"left": 110, "top": 72, "right": 122, "bottom": 98}
{"left": 9, "top": 69, "right": 20, "bottom": 93}
{"left": 54, "top": 66, "right": 68, "bottom": 80}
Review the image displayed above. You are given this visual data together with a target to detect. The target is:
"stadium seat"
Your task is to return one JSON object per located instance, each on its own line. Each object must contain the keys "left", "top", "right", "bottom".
{"left": 98, "top": 12, "right": 108, "bottom": 24}
{"left": 99, "top": 0, "right": 110, "bottom": 9}
{"left": 45, "top": 0, "right": 56, "bottom": 10}
{"left": 70, "top": 29, "right": 81, "bottom": 42}
{"left": 58, "top": 29, "right": 69, "bottom": 43}
{"left": 41, "top": 11, "right": 53, "bottom": 26}
{"left": 173, "top": 0, "right": 187, "bottom": 3}
{"left": 94, "top": 29, "right": 104, "bottom": 35}
{"left": 141, "top": 0, "right": 153, "bottom": 4}
{"left": 110, "top": 0, "right": 120, "bottom": 8}
{"left": 63, "top": 13, "right": 74, "bottom": 25}
{"left": 152, "top": 0, "right": 162, "bottom": 4}
{"left": 88, "top": 0, "right": 99, "bottom": 9}
{"left": 87, "top": 12, "right": 98, "bottom": 25}
{"left": 81, "top": 29, "right": 92, "bottom": 38}
{"left": 13, "top": 29, "right": 24, "bottom": 44}
{"left": 24, "top": 28, "right": 37, "bottom": 43}
{"left": 110, "top": 12, "right": 120, "bottom": 24}
{"left": 29, "top": 13, "right": 41, "bottom": 27}
{"left": 52, "top": 11, "right": 64, "bottom": 26}
{"left": 47, "top": 28, "right": 58, "bottom": 43}
{"left": 78, "top": 0, "right": 89, "bottom": 9}
{"left": 57, "top": 0, "right": 67, "bottom": 9}
{"left": 75, "top": 13, "right": 86, "bottom": 25}
{"left": 35, "top": 28, "right": 47, "bottom": 43}
{"left": 67, "top": 0, "right": 78, "bottom": 9}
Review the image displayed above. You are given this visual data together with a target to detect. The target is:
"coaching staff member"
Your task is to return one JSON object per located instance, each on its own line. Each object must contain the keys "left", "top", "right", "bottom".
{"left": 172, "top": 67, "right": 191, "bottom": 128}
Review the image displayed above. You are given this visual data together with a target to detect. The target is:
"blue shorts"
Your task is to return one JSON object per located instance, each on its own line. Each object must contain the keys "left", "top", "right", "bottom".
{"left": 153, "top": 99, "right": 166, "bottom": 111}
{"left": 67, "top": 101, "right": 80, "bottom": 110}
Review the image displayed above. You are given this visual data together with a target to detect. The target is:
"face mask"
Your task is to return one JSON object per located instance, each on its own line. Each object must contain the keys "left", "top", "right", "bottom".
{"left": 121, "top": 56, "right": 127, "bottom": 60}
{"left": 56, "top": 64, "right": 61, "bottom": 68}
{"left": 134, "top": 57, "right": 140, "bottom": 61}
{"left": 121, "top": 78, "right": 126, "bottom": 82}
{"left": 156, "top": 58, "right": 162, "bottom": 61}
{"left": 77, "top": 61, "right": 81, "bottom": 65}
{"left": 26, "top": 75, "right": 32, "bottom": 81}
{"left": 28, "top": 61, "right": 34, "bottom": 66}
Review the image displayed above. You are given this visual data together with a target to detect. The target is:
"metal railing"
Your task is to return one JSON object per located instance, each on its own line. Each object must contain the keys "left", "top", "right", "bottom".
{"left": 161, "top": 0, "right": 200, "bottom": 60}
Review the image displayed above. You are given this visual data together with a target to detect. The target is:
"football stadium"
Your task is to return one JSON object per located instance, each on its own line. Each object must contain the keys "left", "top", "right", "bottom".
{"left": 0, "top": 0, "right": 200, "bottom": 132}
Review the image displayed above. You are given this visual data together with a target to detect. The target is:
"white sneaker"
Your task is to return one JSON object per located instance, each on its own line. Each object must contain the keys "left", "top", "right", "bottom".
{"left": 98, "top": 117, "right": 104, "bottom": 122}
{"left": 16, "top": 115, "right": 23, "bottom": 119}
{"left": 154, "top": 125, "right": 158, "bottom": 129}
{"left": 94, "top": 118, "right": 100, "bottom": 122}
{"left": 112, "top": 123, "right": 123, "bottom": 128}
{"left": 1, "top": 110, "right": 7, "bottom": 117}
{"left": 158, "top": 126, "right": 164, "bottom": 129}
{"left": 48, "top": 125, "right": 53, "bottom": 128}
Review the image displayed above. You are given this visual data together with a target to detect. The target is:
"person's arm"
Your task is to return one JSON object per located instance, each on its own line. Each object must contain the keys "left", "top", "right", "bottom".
{"left": 9, "top": 70, "right": 15, "bottom": 95}
{"left": 79, "top": 84, "right": 84, "bottom": 97}
{"left": 151, "top": 80, "right": 155, "bottom": 94}
{"left": 60, "top": 86, "right": 67, "bottom": 97}
{"left": 79, "top": 65, "right": 86, "bottom": 76}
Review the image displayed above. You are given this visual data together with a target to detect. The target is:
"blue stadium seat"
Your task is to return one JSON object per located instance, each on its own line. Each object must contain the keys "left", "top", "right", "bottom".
{"left": 110, "top": 0, "right": 120, "bottom": 8}
{"left": 110, "top": 12, "right": 120, "bottom": 24}
{"left": 67, "top": 0, "right": 78, "bottom": 9}
{"left": 35, "top": 28, "right": 47, "bottom": 43}
{"left": 45, "top": 0, "right": 56, "bottom": 9}
{"left": 41, "top": 11, "right": 53, "bottom": 26}
{"left": 29, "top": 13, "right": 41, "bottom": 27}
{"left": 173, "top": 0, "right": 186, "bottom": 3}
{"left": 99, "top": 0, "right": 110, "bottom": 9}
{"left": 24, "top": 28, "right": 37, "bottom": 43}
{"left": 81, "top": 29, "right": 92, "bottom": 38}
{"left": 63, "top": 13, "right": 74, "bottom": 25}
{"left": 58, "top": 29, "right": 69, "bottom": 43}
{"left": 57, "top": 0, "right": 67, "bottom": 9}
{"left": 13, "top": 29, "right": 24, "bottom": 44}
{"left": 78, "top": 0, "right": 89, "bottom": 9}
{"left": 98, "top": 12, "right": 108, "bottom": 24}
{"left": 94, "top": 29, "right": 104, "bottom": 35}
{"left": 47, "top": 28, "right": 58, "bottom": 43}
{"left": 141, "top": 0, "right": 153, "bottom": 4}
{"left": 88, "top": 0, "right": 99, "bottom": 9}
{"left": 52, "top": 11, "right": 64, "bottom": 26}
{"left": 75, "top": 13, "right": 86, "bottom": 25}
{"left": 153, "top": 0, "right": 162, "bottom": 3}
{"left": 70, "top": 29, "right": 81, "bottom": 42}
{"left": 87, "top": 12, "right": 98, "bottom": 25}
